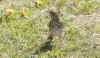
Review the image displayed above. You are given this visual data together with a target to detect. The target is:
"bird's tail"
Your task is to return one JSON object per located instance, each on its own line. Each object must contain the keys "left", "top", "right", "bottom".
{"left": 47, "top": 35, "right": 53, "bottom": 41}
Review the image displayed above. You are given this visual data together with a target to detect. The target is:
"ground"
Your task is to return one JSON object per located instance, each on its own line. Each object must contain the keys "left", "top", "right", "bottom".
{"left": 0, "top": 0, "right": 100, "bottom": 58}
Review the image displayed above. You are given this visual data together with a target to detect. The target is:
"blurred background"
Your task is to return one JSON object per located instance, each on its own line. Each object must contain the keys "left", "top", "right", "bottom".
{"left": 0, "top": 0, "right": 100, "bottom": 58}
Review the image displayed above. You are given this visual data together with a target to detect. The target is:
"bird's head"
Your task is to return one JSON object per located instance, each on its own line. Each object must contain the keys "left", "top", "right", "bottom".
{"left": 47, "top": 10, "right": 60, "bottom": 20}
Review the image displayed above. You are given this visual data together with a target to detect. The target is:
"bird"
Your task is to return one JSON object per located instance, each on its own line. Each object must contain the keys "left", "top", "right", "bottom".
{"left": 33, "top": 10, "right": 63, "bottom": 54}
{"left": 47, "top": 10, "right": 63, "bottom": 41}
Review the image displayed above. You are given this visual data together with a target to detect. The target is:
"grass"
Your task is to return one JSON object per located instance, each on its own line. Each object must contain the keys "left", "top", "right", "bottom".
{"left": 0, "top": 0, "right": 100, "bottom": 58}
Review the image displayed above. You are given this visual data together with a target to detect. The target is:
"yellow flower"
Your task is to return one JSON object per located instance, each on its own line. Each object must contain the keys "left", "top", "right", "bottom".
{"left": 6, "top": 8, "right": 14, "bottom": 13}
{"left": 22, "top": 10, "right": 27, "bottom": 17}
{"left": 77, "top": 4, "right": 82, "bottom": 8}
{"left": 36, "top": 0, "right": 43, "bottom": 5}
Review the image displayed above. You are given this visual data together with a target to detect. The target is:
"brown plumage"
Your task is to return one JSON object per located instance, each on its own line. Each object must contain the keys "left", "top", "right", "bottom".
{"left": 47, "top": 10, "right": 63, "bottom": 41}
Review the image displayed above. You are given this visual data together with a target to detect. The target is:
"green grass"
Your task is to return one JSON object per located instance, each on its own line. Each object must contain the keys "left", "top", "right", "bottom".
{"left": 0, "top": 0, "right": 100, "bottom": 58}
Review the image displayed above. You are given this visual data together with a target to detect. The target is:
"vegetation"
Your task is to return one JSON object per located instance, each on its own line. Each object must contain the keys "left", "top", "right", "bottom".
{"left": 0, "top": 0, "right": 100, "bottom": 58}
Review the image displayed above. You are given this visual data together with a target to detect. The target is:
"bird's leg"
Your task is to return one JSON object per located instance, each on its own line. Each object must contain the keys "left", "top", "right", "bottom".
{"left": 59, "top": 35, "right": 62, "bottom": 42}
{"left": 59, "top": 35, "right": 64, "bottom": 46}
